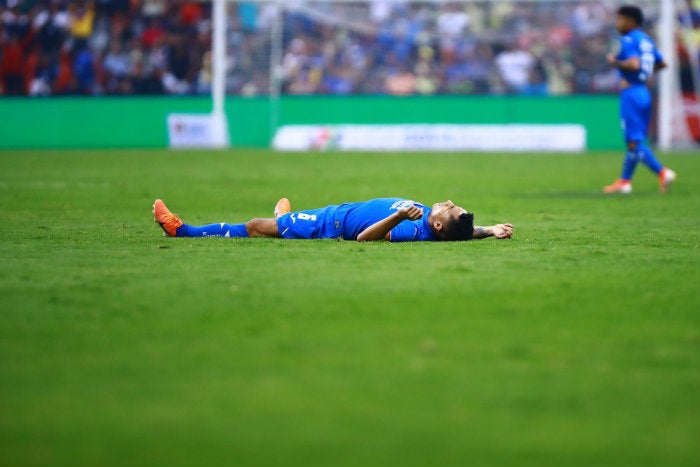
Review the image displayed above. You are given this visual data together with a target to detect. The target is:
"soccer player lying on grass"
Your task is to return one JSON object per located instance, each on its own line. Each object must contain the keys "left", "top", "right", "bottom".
{"left": 153, "top": 198, "right": 513, "bottom": 242}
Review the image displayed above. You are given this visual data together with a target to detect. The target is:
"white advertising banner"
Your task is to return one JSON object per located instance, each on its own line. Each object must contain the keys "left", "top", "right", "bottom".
{"left": 273, "top": 124, "right": 586, "bottom": 152}
{"left": 167, "top": 113, "right": 230, "bottom": 148}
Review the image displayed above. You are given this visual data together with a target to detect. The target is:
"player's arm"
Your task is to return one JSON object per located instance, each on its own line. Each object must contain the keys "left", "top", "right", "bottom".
{"left": 607, "top": 53, "right": 640, "bottom": 71}
{"left": 356, "top": 205, "right": 423, "bottom": 242}
{"left": 654, "top": 59, "right": 667, "bottom": 71}
{"left": 473, "top": 224, "right": 513, "bottom": 240}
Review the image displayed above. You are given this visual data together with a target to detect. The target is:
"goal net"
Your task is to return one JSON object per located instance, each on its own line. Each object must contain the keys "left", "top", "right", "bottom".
{"left": 213, "top": 0, "right": 700, "bottom": 149}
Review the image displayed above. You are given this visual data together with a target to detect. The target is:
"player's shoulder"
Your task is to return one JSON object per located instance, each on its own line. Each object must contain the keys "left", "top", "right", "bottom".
{"left": 629, "top": 28, "right": 653, "bottom": 42}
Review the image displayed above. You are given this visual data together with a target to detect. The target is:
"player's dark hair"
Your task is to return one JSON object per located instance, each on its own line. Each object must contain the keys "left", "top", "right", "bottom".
{"left": 443, "top": 212, "right": 475, "bottom": 241}
{"left": 617, "top": 5, "right": 644, "bottom": 25}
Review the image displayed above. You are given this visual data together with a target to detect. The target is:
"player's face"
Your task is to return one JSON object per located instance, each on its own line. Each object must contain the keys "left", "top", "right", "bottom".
{"left": 615, "top": 14, "right": 634, "bottom": 34}
{"left": 431, "top": 200, "right": 468, "bottom": 223}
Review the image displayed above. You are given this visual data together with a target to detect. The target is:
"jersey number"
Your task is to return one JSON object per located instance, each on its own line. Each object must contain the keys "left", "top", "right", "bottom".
{"left": 639, "top": 39, "right": 655, "bottom": 81}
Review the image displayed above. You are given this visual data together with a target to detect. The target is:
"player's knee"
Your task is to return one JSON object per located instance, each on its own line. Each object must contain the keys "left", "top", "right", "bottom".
{"left": 245, "top": 218, "right": 278, "bottom": 237}
{"left": 245, "top": 219, "right": 262, "bottom": 237}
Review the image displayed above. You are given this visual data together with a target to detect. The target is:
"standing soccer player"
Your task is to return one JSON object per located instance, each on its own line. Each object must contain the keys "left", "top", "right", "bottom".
{"left": 603, "top": 5, "right": 677, "bottom": 194}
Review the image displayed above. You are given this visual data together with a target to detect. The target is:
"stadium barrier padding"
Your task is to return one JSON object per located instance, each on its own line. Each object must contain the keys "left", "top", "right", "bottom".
{"left": 0, "top": 95, "right": 621, "bottom": 150}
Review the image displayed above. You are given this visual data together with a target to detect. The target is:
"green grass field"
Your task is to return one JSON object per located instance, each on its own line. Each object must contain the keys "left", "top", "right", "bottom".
{"left": 1, "top": 148, "right": 698, "bottom": 467}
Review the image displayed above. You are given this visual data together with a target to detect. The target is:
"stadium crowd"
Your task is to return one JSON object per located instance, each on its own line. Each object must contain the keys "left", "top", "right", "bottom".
{"left": 1, "top": 0, "right": 698, "bottom": 97}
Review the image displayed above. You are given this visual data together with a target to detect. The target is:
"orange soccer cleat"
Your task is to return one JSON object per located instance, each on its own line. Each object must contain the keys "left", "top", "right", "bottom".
{"left": 659, "top": 168, "right": 676, "bottom": 193}
{"left": 274, "top": 197, "right": 291, "bottom": 219}
{"left": 153, "top": 199, "right": 183, "bottom": 237}
{"left": 603, "top": 179, "right": 632, "bottom": 194}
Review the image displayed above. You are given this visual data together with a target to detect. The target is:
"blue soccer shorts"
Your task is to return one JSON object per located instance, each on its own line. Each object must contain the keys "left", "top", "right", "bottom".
{"left": 620, "top": 85, "right": 652, "bottom": 143}
{"left": 276, "top": 207, "right": 342, "bottom": 239}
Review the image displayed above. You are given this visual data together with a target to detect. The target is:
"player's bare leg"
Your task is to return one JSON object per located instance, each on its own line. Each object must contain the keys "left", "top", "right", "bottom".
{"left": 245, "top": 218, "right": 280, "bottom": 237}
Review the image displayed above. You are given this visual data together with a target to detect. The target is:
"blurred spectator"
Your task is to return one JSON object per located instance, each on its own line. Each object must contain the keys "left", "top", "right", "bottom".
{"left": 55, "top": 47, "right": 76, "bottom": 94}
{"left": 72, "top": 42, "right": 96, "bottom": 94}
{"left": 68, "top": 1, "right": 95, "bottom": 52}
{"left": 142, "top": 0, "right": 166, "bottom": 18}
{"left": 131, "top": 61, "right": 164, "bottom": 94}
{"left": 195, "top": 50, "right": 212, "bottom": 94}
{"left": 437, "top": 2, "right": 469, "bottom": 64}
{"left": 521, "top": 60, "right": 548, "bottom": 95}
{"left": 238, "top": 2, "right": 258, "bottom": 33}
{"left": 571, "top": 2, "right": 607, "bottom": 38}
{"left": 321, "top": 65, "right": 354, "bottom": 94}
{"left": 385, "top": 62, "right": 415, "bottom": 95}
{"left": 141, "top": 17, "right": 165, "bottom": 49}
{"left": 180, "top": 2, "right": 202, "bottom": 28}
{"left": 1, "top": 33, "right": 26, "bottom": 95}
{"left": 29, "top": 47, "right": 57, "bottom": 96}
{"left": 495, "top": 41, "right": 534, "bottom": 94}
{"left": 282, "top": 37, "right": 308, "bottom": 86}
{"left": 413, "top": 49, "right": 438, "bottom": 95}
{"left": 102, "top": 40, "right": 130, "bottom": 93}
{"left": 444, "top": 41, "right": 494, "bottom": 93}
{"left": 35, "top": 2, "right": 71, "bottom": 58}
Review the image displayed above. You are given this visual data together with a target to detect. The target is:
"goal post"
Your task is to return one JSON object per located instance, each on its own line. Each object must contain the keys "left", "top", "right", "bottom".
{"left": 210, "top": 0, "right": 230, "bottom": 148}
{"left": 658, "top": 0, "right": 675, "bottom": 151}
{"left": 212, "top": 0, "right": 227, "bottom": 119}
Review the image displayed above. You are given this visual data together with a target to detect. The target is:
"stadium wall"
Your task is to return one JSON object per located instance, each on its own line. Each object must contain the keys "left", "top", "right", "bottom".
{"left": 0, "top": 96, "right": 622, "bottom": 150}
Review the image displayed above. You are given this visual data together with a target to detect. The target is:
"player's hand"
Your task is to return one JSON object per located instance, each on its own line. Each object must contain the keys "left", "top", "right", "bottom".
{"left": 398, "top": 205, "right": 423, "bottom": 221}
{"left": 607, "top": 53, "right": 617, "bottom": 66}
{"left": 492, "top": 223, "right": 513, "bottom": 239}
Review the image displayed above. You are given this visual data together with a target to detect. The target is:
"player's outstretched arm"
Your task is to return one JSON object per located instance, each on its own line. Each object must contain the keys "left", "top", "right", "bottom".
{"left": 473, "top": 223, "right": 513, "bottom": 240}
{"left": 356, "top": 205, "right": 423, "bottom": 242}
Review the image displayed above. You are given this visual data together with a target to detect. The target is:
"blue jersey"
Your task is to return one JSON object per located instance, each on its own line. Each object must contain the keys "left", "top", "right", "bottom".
{"left": 276, "top": 198, "right": 438, "bottom": 242}
{"left": 615, "top": 28, "right": 664, "bottom": 86}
